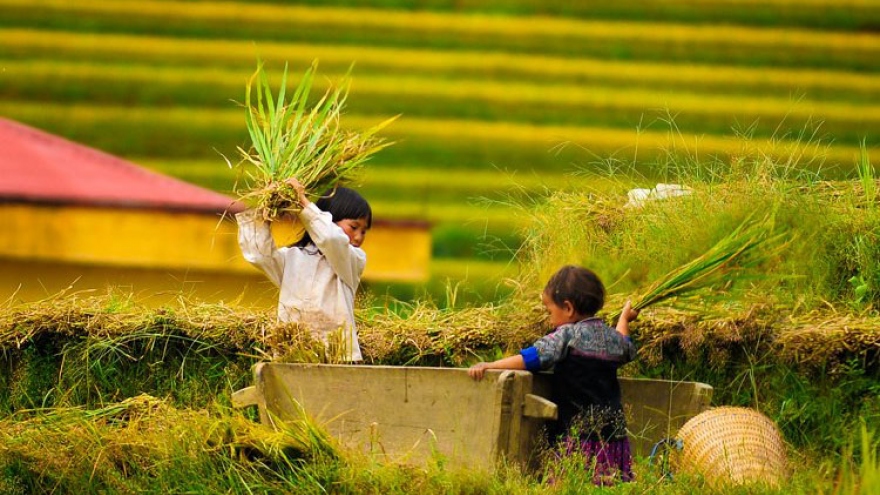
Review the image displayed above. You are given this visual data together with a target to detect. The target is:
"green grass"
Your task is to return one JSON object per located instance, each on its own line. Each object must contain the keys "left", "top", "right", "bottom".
{"left": 6, "top": 56, "right": 880, "bottom": 104}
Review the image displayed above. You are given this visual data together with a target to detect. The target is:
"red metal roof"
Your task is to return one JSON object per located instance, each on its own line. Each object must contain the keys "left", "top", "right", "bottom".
{"left": 0, "top": 117, "right": 242, "bottom": 214}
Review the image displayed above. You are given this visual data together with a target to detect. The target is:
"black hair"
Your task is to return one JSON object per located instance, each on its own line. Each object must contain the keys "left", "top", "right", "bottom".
{"left": 293, "top": 186, "right": 372, "bottom": 248}
{"left": 543, "top": 265, "right": 605, "bottom": 316}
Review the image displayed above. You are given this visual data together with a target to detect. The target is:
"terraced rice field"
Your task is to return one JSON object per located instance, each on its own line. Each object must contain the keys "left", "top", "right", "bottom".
{"left": 1, "top": 0, "right": 878, "bottom": 300}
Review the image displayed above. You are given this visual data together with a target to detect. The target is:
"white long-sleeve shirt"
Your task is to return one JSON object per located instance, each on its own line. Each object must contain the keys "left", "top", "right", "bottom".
{"left": 236, "top": 203, "right": 365, "bottom": 361}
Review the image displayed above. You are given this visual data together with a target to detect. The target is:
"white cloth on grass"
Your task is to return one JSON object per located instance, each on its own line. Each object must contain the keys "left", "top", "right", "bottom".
{"left": 625, "top": 183, "right": 693, "bottom": 208}
{"left": 236, "top": 203, "right": 365, "bottom": 361}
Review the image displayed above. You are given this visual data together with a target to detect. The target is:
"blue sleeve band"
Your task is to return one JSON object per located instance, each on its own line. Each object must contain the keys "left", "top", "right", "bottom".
{"left": 520, "top": 347, "right": 541, "bottom": 372}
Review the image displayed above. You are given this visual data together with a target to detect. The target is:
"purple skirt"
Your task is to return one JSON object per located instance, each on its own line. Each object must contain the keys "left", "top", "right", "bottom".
{"left": 553, "top": 436, "right": 634, "bottom": 486}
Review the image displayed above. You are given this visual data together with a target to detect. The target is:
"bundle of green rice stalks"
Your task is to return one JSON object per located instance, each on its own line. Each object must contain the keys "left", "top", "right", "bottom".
{"left": 233, "top": 60, "right": 398, "bottom": 220}
{"left": 610, "top": 211, "right": 786, "bottom": 321}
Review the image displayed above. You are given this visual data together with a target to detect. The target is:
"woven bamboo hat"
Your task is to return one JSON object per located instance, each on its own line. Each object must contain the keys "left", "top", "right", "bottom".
{"left": 672, "top": 406, "right": 789, "bottom": 488}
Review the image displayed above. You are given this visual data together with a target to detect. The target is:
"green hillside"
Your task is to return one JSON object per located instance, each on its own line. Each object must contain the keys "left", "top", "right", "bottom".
{"left": 1, "top": 0, "right": 878, "bottom": 301}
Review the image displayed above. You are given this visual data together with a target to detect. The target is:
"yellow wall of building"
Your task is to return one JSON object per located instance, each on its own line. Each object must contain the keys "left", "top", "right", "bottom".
{"left": 0, "top": 258, "right": 280, "bottom": 308}
{"left": 3, "top": 203, "right": 246, "bottom": 272}
{"left": 1, "top": 203, "right": 430, "bottom": 305}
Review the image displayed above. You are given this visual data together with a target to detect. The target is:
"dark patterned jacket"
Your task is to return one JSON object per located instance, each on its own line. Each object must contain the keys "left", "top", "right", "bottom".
{"left": 520, "top": 317, "right": 636, "bottom": 442}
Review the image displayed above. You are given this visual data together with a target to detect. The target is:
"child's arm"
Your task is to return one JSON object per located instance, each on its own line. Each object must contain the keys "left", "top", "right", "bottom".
{"left": 469, "top": 323, "right": 578, "bottom": 381}
{"left": 300, "top": 205, "right": 366, "bottom": 287}
{"left": 616, "top": 299, "right": 639, "bottom": 363}
{"left": 468, "top": 355, "right": 526, "bottom": 381}
{"left": 236, "top": 209, "right": 285, "bottom": 287}
{"left": 288, "top": 179, "right": 366, "bottom": 289}
{"left": 615, "top": 299, "right": 639, "bottom": 337}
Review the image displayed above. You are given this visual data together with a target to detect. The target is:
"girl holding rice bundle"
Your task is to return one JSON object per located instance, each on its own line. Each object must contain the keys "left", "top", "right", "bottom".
{"left": 237, "top": 177, "right": 371, "bottom": 362}
{"left": 468, "top": 265, "right": 639, "bottom": 486}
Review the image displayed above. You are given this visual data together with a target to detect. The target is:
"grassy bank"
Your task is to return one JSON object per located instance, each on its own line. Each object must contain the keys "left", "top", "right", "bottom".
{"left": 2, "top": 145, "right": 879, "bottom": 492}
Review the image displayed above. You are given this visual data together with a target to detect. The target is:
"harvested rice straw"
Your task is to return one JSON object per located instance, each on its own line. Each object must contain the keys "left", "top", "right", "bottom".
{"left": 234, "top": 60, "right": 398, "bottom": 220}
{"left": 611, "top": 211, "right": 786, "bottom": 321}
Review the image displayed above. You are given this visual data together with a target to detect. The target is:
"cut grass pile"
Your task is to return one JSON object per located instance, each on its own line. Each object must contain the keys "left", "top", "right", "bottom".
{"left": 1, "top": 280, "right": 875, "bottom": 383}
{"left": 3, "top": 148, "right": 878, "bottom": 372}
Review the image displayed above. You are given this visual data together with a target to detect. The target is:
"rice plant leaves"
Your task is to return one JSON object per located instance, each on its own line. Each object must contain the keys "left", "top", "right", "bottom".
{"left": 234, "top": 59, "right": 394, "bottom": 218}
{"left": 614, "top": 209, "right": 788, "bottom": 320}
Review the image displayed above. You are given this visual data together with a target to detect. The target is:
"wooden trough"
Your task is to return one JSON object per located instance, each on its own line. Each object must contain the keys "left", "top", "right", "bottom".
{"left": 233, "top": 363, "right": 712, "bottom": 471}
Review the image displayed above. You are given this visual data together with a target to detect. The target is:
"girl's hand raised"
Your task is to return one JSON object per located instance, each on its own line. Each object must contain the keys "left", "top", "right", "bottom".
{"left": 621, "top": 299, "right": 639, "bottom": 323}
{"left": 285, "top": 178, "right": 309, "bottom": 207}
{"left": 615, "top": 299, "right": 639, "bottom": 337}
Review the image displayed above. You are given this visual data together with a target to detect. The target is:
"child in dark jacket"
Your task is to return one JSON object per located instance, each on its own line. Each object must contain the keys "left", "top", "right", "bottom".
{"left": 468, "top": 265, "right": 638, "bottom": 485}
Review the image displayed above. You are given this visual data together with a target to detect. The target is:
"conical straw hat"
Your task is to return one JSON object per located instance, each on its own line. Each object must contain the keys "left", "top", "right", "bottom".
{"left": 672, "top": 406, "right": 789, "bottom": 488}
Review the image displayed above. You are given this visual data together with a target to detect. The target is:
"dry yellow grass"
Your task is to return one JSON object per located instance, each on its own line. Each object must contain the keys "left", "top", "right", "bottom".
{"left": 1, "top": 287, "right": 875, "bottom": 372}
